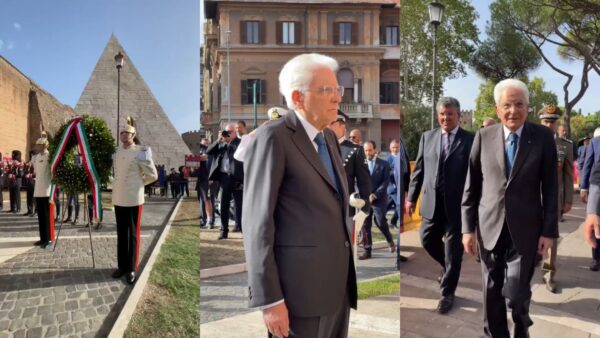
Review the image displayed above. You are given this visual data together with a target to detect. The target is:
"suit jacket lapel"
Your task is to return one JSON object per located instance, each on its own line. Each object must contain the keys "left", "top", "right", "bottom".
{"left": 286, "top": 112, "right": 338, "bottom": 191}
{"left": 495, "top": 124, "right": 506, "bottom": 178}
{"left": 509, "top": 123, "right": 533, "bottom": 183}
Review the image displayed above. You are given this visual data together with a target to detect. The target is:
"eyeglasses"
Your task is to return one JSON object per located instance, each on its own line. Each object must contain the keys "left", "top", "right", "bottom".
{"left": 349, "top": 135, "right": 358, "bottom": 139}
{"left": 304, "top": 85, "right": 344, "bottom": 96}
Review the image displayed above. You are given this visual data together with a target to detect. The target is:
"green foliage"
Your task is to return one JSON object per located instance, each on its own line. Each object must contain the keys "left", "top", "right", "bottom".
{"left": 48, "top": 115, "right": 115, "bottom": 194}
{"left": 469, "top": 16, "right": 541, "bottom": 82}
{"left": 570, "top": 112, "right": 600, "bottom": 144}
{"left": 402, "top": 101, "right": 431, "bottom": 161}
{"left": 400, "top": 0, "right": 479, "bottom": 103}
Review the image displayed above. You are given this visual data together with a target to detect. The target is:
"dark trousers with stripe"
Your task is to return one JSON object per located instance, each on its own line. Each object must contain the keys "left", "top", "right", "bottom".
{"left": 35, "top": 197, "right": 51, "bottom": 243}
{"left": 114, "top": 205, "right": 142, "bottom": 273}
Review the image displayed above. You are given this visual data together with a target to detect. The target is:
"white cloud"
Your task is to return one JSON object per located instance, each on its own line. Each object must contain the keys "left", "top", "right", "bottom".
{"left": 7, "top": 41, "right": 14, "bottom": 50}
{"left": 14, "top": 23, "right": 21, "bottom": 31}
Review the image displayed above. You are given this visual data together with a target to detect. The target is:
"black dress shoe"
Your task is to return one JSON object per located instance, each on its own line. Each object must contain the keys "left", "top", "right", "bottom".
{"left": 112, "top": 269, "right": 125, "bottom": 278}
{"left": 232, "top": 228, "right": 242, "bottom": 233}
{"left": 33, "top": 240, "right": 43, "bottom": 246}
{"left": 590, "top": 260, "right": 600, "bottom": 271}
{"left": 208, "top": 223, "right": 215, "bottom": 229}
{"left": 126, "top": 272, "right": 136, "bottom": 284}
{"left": 42, "top": 241, "right": 53, "bottom": 249}
{"left": 218, "top": 232, "right": 228, "bottom": 240}
{"left": 436, "top": 294, "right": 454, "bottom": 314}
{"left": 358, "top": 251, "right": 372, "bottom": 260}
{"left": 22, "top": 212, "right": 30, "bottom": 216}
{"left": 398, "top": 255, "right": 408, "bottom": 262}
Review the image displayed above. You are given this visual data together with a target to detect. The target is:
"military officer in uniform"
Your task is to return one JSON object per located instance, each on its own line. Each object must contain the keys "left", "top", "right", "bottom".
{"left": 32, "top": 135, "right": 53, "bottom": 248}
{"left": 23, "top": 160, "right": 36, "bottom": 216}
{"left": 327, "top": 110, "right": 372, "bottom": 216}
{"left": 112, "top": 123, "right": 158, "bottom": 284}
{"left": 8, "top": 151, "right": 24, "bottom": 214}
{"left": 538, "top": 104, "right": 574, "bottom": 293}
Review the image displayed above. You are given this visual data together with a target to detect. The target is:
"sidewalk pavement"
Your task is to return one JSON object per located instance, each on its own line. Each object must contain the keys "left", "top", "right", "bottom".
{"left": 0, "top": 197, "right": 175, "bottom": 338}
{"left": 200, "top": 245, "right": 400, "bottom": 337}
{"left": 399, "top": 199, "right": 600, "bottom": 338}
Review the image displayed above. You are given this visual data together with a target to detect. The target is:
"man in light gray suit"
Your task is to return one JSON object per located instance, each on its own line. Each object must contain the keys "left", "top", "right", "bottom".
{"left": 462, "top": 79, "right": 558, "bottom": 338}
{"left": 242, "top": 53, "right": 357, "bottom": 338}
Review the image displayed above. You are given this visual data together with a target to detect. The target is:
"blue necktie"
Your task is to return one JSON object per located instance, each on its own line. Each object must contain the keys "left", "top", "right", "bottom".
{"left": 368, "top": 160, "right": 375, "bottom": 174}
{"left": 506, "top": 132, "right": 518, "bottom": 175}
{"left": 314, "top": 132, "right": 340, "bottom": 192}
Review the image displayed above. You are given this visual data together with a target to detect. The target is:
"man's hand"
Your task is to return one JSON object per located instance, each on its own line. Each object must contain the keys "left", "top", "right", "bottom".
{"left": 262, "top": 302, "right": 289, "bottom": 338}
{"left": 199, "top": 154, "right": 208, "bottom": 161}
{"left": 537, "top": 236, "right": 554, "bottom": 256}
{"left": 407, "top": 202, "right": 416, "bottom": 217}
{"left": 562, "top": 202, "right": 572, "bottom": 214}
{"left": 369, "top": 193, "right": 377, "bottom": 203}
{"left": 584, "top": 214, "right": 600, "bottom": 248}
{"left": 581, "top": 190, "right": 589, "bottom": 203}
{"left": 463, "top": 232, "right": 476, "bottom": 256}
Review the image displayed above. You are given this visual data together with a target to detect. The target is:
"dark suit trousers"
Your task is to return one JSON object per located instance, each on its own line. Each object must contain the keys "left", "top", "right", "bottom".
{"left": 0, "top": 181, "right": 3, "bottom": 209}
{"left": 420, "top": 192, "right": 463, "bottom": 297}
{"left": 270, "top": 295, "right": 350, "bottom": 338}
{"left": 480, "top": 226, "right": 536, "bottom": 338}
{"left": 363, "top": 204, "right": 394, "bottom": 251}
{"left": 35, "top": 198, "right": 51, "bottom": 243}
{"left": 9, "top": 179, "right": 21, "bottom": 212}
{"left": 219, "top": 175, "right": 242, "bottom": 233}
{"left": 26, "top": 185, "right": 35, "bottom": 214}
{"left": 114, "top": 206, "right": 142, "bottom": 273}
{"left": 593, "top": 237, "right": 600, "bottom": 261}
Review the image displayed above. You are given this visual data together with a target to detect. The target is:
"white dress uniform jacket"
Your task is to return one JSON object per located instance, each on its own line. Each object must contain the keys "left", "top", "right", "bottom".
{"left": 33, "top": 151, "right": 52, "bottom": 198}
{"left": 112, "top": 144, "right": 158, "bottom": 207}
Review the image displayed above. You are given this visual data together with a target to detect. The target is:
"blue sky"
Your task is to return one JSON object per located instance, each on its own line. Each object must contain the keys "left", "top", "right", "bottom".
{"left": 0, "top": 0, "right": 200, "bottom": 133}
{"left": 444, "top": 1, "right": 600, "bottom": 115}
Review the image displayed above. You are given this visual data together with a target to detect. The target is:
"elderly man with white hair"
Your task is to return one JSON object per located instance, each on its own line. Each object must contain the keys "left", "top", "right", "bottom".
{"left": 242, "top": 53, "right": 357, "bottom": 338}
{"left": 462, "top": 78, "right": 558, "bottom": 338}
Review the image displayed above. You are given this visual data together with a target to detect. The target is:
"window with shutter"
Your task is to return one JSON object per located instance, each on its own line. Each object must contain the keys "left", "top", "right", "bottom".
{"left": 241, "top": 80, "right": 248, "bottom": 104}
{"left": 386, "top": 26, "right": 399, "bottom": 45}
{"left": 351, "top": 22, "right": 358, "bottom": 45}
{"left": 240, "top": 21, "right": 247, "bottom": 45}
{"left": 338, "top": 22, "right": 352, "bottom": 45}
{"left": 380, "top": 82, "right": 399, "bottom": 104}
{"left": 276, "top": 21, "right": 283, "bottom": 44}
{"left": 295, "top": 22, "right": 302, "bottom": 45}
{"left": 282, "top": 22, "right": 296, "bottom": 44}
{"left": 245, "top": 21, "right": 260, "bottom": 44}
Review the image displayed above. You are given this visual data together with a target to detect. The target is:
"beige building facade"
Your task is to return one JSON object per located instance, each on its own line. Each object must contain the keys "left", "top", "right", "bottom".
{"left": 0, "top": 56, "right": 76, "bottom": 161}
{"left": 202, "top": 0, "right": 399, "bottom": 149}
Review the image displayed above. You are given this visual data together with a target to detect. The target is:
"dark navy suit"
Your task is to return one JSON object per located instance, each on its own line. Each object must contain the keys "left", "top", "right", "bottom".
{"left": 363, "top": 157, "right": 394, "bottom": 252}
{"left": 580, "top": 137, "right": 600, "bottom": 259}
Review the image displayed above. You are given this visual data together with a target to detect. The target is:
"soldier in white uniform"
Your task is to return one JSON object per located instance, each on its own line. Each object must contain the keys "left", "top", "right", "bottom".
{"left": 32, "top": 134, "right": 53, "bottom": 249}
{"left": 112, "top": 124, "right": 158, "bottom": 284}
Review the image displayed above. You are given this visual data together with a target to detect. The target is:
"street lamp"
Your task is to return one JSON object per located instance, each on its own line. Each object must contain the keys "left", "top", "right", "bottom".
{"left": 428, "top": 2, "right": 444, "bottom": 129}
{"left": 226, "top": 30, "right": 232, "bottom": 122}
{"left": 114, "top": 51, "right": 124, "bottom": 147}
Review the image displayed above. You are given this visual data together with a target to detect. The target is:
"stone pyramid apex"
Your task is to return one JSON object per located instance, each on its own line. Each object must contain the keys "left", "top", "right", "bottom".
{"left": 76, "top": 35, "right": 191, "bottom": 167}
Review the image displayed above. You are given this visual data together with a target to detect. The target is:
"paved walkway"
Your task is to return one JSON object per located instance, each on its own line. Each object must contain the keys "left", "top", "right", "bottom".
{"left": 200, "top": 244, "right": 400, "bottom": 337}
{"left": 0, "top": 196, "right": 175, "bottom": 338}
{"left": 399, "top": 199, "right": 600, "bottom": 338}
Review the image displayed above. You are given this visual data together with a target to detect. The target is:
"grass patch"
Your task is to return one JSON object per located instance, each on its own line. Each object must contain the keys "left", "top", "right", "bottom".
{"left": 357, "top": 274, "right": 400, "bottom": 300}
{"left": 125, "top": 198, "right": 200, "bottom": 338}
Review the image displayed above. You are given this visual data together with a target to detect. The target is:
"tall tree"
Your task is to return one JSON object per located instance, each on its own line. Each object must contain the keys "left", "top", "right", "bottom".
{"left": 491, "top": 0, "right": 600, "bottom": 137}
{"left": 399, "top": 0, "right": 479, "bottom": 103}
{"left": 469, "top": 18, "right": 542, "bottom": 82}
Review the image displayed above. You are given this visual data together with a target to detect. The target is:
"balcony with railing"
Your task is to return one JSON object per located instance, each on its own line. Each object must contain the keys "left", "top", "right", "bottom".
{"left": 340, "top": 103, "right": 375, "bottom": 119}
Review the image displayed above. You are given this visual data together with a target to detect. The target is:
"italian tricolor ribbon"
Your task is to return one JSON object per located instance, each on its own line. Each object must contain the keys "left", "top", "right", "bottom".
{"left": 49, "top": 117, "right": 103, "bottom": 222}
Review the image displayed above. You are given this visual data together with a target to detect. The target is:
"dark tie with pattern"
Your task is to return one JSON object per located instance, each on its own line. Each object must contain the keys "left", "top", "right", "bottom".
{"left": 314, "top": 132, "right": 340, "bottom": 192}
